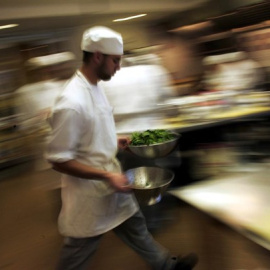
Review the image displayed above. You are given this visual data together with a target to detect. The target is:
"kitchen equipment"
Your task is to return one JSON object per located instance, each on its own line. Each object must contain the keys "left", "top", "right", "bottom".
{"left": 127, "top": 132, "right": 180, "bottom": 159}
{"left": 125, "top": 166, "right": 174, "bottom": 205}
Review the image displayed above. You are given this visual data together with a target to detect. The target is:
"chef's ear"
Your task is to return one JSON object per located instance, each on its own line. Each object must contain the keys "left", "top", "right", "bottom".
{"left": 93, "top": 51, "right": 104, "bottom": 64}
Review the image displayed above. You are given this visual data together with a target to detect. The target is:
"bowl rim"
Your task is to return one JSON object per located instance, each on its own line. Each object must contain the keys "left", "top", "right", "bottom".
{"left": 125, "top": 166, "right": 175, "bottom": 190}
{"left": 128, "top": 132, "right": 181, "bottom": 148}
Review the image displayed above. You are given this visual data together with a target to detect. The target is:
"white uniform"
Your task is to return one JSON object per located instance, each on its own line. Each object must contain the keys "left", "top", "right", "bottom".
{"left": 46, "top": 70, "right": 139, "bottom": 237}
{"left": 15, "top": 79, "right": 65, "bottom": 125}
{"left": 100, "top": 64, "right": 176, "bottom": 133}
{"left": 101, "top": 64, "right": 175, "bottom": 115}
{"left": 15, "top": 79, "right": 66, "bottom": 170}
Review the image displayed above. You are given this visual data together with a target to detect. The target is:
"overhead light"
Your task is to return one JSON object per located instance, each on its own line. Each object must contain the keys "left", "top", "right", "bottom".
{"left": 113, "top": 14, "right": 147, "bottom": 22}
{"left": 0, "top": 24, "right": 19, "bottom": 30}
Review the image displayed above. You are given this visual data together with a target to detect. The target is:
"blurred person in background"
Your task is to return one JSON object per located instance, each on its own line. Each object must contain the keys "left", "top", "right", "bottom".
{"left": 202, "top": 51, "right": 264, "bottom": 92}
{"left": 15, "top": 52, "right": 76, "bottom": 170}
{"left": 45, "top": 26, "right": 198, "bottom": 270}
{"left": 100, "top": 52, "right": 177, "bottom": 133}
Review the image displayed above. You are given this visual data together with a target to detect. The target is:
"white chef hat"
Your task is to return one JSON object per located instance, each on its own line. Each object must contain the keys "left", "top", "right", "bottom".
{"left": 81, "top": 26, "right": 123, "bottom": 55}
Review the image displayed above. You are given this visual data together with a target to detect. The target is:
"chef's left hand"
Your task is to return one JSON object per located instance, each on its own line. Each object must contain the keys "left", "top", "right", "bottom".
{"left": 117, "top": 136, "right": 130, "bottom": 150}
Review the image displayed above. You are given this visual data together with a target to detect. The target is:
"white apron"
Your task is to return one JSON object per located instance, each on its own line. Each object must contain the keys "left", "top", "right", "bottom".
{"left": 47, "top": 71, "right": 139, "bottom": 237}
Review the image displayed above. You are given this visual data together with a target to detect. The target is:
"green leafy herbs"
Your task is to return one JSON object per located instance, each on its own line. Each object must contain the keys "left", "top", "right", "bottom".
{"left": 130, "top": 129, "right": 177, "bottom": 146}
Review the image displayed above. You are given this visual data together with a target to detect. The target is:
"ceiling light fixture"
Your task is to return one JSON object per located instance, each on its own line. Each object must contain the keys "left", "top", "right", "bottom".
{"left": 0, "top": 24, "right": 19, "bottom": 30}
{"left": 113, "top": 14, "right": 147, "bottom": 22}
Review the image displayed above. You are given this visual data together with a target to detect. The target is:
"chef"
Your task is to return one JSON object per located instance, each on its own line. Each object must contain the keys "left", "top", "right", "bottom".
{"left": 15, "top": 51, "right": 75, "bottom": 170}
{"left": 100, "top": 53, "right": 177, "bottom": 133}
{"left": 202, "top": 51, "right": 264, "bottom": 92}
{"left": 45, "top": 26, "right": 198, "bottom": 270}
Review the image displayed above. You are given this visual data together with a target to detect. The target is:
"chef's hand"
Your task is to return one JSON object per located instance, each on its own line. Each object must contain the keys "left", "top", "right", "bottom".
{"left": 106, "top": 172, "right": 131, "bottom": 192}
{"left": 117, "top": 136, "right": 130, "bottom": 150}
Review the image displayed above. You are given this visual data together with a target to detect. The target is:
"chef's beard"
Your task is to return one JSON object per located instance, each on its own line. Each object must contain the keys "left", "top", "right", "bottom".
{"left": 97, "top": 60, "right": 112, "bottom": 81}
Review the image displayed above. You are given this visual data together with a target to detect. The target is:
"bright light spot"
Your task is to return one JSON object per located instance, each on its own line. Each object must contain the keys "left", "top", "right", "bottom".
{"left": 113, "top": 14, "right": 147, "bottom": 22}
{"left": 0, "top": 24, "right": 19, "bottom": 30}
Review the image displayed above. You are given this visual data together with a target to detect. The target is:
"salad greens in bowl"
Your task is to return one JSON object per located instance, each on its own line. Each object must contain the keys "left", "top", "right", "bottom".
{"left": 127, "top": 129, "right": 180, "bottom": 159}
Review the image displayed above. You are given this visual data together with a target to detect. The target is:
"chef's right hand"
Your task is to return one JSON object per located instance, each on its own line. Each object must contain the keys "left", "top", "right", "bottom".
{"left": 106, "top": 172, "right": 131, "bottom": 192}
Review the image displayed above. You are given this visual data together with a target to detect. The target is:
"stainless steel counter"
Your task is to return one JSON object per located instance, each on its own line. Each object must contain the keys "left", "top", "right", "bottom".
{"left": 169, "top": 162, "right": 270, "bottom": 250}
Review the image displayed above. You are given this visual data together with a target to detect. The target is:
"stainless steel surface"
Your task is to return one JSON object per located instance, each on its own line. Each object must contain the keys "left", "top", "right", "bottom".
{"left": 127, "top": 133, "right": 180, "bottom": 159}
{"left": 169, "top": 163, "right": 270, "bottom": 251}
{"left": 125, "top": 166, "right": 174, "bottom": 205}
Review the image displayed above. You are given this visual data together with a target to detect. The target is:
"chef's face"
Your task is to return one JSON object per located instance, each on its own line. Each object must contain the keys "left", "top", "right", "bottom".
{"left": 97, "top": 54, "right": 121, "bottom": 81}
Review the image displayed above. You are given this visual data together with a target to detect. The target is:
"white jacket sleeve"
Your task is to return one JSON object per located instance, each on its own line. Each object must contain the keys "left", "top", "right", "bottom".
{"left": 45, "top": 108, "right": 84, "bottom": 163}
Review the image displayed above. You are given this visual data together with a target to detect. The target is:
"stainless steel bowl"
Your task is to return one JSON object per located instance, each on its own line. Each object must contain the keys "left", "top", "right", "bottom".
{"left": 125, "top": 166, "right": 175, "bottom": 205}
{"left": 127, "top": 132, "right": 180, "bottom": 159}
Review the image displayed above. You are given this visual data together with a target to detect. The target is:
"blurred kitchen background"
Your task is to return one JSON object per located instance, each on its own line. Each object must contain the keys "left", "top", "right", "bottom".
{"left": 1, "top": 0, "right": 270, "bottom": 269}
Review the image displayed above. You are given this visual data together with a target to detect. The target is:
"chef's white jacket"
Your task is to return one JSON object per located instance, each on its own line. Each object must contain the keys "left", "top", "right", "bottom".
{"left": 45, "top": 70, "right": 139, "bottom": 237}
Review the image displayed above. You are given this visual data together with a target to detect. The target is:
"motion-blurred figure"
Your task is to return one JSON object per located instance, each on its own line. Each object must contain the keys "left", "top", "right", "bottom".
{"left": 202, "top": 51, "right": 264, "bottom": 92}
{"left": 15, "top": 52, "right": 76, "bottom": 170}
{"left": 100, "top": 53, "right": 177, "bottom": 133}
{"left": 45, "top": 26, "right": 198, "bottom": 270}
